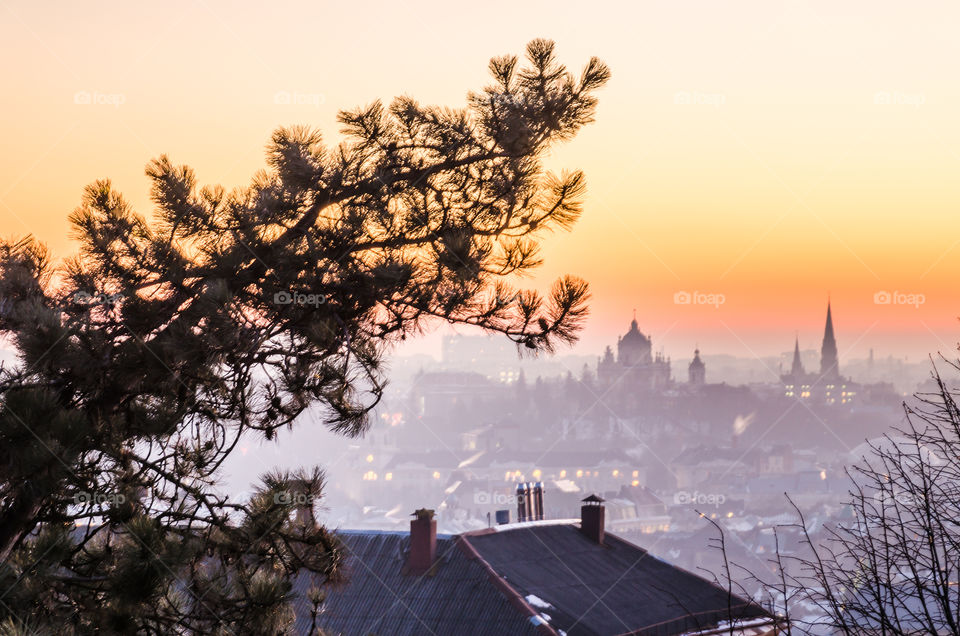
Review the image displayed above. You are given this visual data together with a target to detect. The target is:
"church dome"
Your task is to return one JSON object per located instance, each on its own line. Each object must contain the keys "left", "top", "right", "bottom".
{"left": 618, "top": 318, "right": 652, "bottom": 366}
{"left": 621, "top": 319, "right": 647, "bottom": 345}
{"left": 689, "top": 349, "right": 704, "bottom": 369}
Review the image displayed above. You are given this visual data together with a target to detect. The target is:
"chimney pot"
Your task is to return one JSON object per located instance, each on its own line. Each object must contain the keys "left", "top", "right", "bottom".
{"left": 516, "top": 483, "right": 528, "bottom": 522}
{"left": 408, "top": 508, "right": 437, "bottom": 574}
{"left": 580, "top": 494, "right": 605, "bottom": 544}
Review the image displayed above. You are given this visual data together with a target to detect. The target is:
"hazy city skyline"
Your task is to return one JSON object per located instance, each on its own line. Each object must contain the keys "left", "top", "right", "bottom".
{"left": 391, "top": 296, "right": 948, "bottom": 363}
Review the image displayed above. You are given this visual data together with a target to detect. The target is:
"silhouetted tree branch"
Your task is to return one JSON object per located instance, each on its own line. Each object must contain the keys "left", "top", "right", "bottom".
{"left": 0, "top": 39, "right": 608, "bottom": 634}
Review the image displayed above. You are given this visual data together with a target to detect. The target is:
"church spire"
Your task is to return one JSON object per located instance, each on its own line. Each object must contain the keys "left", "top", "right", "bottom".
{"left": 791, "top": 335, "right": 804, "bottom": 377}
{"left": 820, "top": 300, "right": 839, "bottom": 379}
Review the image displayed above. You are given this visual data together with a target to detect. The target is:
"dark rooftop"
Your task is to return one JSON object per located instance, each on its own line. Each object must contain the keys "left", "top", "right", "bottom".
{"left": 292, "top": 531, "right": 540, "bottom": 636}
{"left": 464, "top": 523, "right": 771, "bottom": 636}
{"left": 295, "top": 521, "right": 774, "bottom": 635}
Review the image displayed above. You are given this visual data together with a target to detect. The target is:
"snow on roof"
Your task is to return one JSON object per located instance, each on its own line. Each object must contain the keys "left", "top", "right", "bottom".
{"left": 525, "top": 594, "right": 554, "bottom": 609}
{"left": 552, "top": 478, "right": 581, "bottom": 493}
{"left": 457, "top": 450, "right": 486, "bottom": 468}
{"left": 489, "top": 518, "right": 581, "bottom": 532}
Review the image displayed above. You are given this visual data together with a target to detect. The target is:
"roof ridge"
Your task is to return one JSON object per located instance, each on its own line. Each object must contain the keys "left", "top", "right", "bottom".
{"left": 456, "top": 534, "right": 558, "bottom": 636}
{"left": 466, "top": 518, "right": 581, "bottom": 533}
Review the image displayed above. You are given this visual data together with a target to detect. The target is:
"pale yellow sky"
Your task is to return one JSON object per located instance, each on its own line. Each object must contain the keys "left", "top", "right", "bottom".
{"left": 2, "top": 0, "right": 959, "bottom": 360}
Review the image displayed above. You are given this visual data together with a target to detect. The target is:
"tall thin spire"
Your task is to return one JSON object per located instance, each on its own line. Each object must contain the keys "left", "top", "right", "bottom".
{"left": 791, "top": 336, "right": 804, "bottom": 377}
{"left": 820, "top": 300, "right": 839, "bottom": 379}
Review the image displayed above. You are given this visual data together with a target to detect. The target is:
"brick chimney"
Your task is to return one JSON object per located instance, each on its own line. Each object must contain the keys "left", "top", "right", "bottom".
{"left": 580, "top": 494, "right": 605, "bottom": 544}
{"left": 408, "top": 508, "right": 437, "bottom": 574}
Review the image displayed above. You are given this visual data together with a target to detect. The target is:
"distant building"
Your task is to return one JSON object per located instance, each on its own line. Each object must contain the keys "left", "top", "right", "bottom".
{"left": 672, "top": 446, "right": 763, "bottom": 490}
{"left": 781, "top": 301, "right": 857, "bottom": 406}
{"left": 688, "top": 348, "right": 706, "bottom": 386}
{"left": 296, "top": 501, "right": 780, "bottom": 635}
{"left": 441, "top": 334, "right": 522, "bottom": 383}
{"left": 603, "top": 484, "right": 672, "bottom": 534}
{"left": 596, "top": 317, "right": 672, "bottom": 391}
{"left": 409, "top": 370, "right": 500, "bottom": 418}
{"left": 380, "top": 447, "right": 646, "bottom": 509}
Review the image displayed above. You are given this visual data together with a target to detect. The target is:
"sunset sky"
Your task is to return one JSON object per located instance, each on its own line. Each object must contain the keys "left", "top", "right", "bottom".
{"left": 2, "top": 0, "right": 958, "bottom": 361}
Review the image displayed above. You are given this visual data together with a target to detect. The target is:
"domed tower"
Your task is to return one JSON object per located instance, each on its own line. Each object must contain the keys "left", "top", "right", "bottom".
{"left": 688, "top": 349, "right": 705, "bottom": 386}
{"left": 617, "top": 317, "right": 653, "bottom": 367}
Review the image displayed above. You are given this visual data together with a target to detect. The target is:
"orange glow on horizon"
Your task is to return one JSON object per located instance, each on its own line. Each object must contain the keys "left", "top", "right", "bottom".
{"left": 2, "top": 0, "right": 958, "bottom": 359}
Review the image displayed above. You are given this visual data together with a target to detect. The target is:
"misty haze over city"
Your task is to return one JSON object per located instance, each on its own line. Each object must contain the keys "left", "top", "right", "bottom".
{"left": 219, "top": 304, "right": 939, "bottom": 531}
